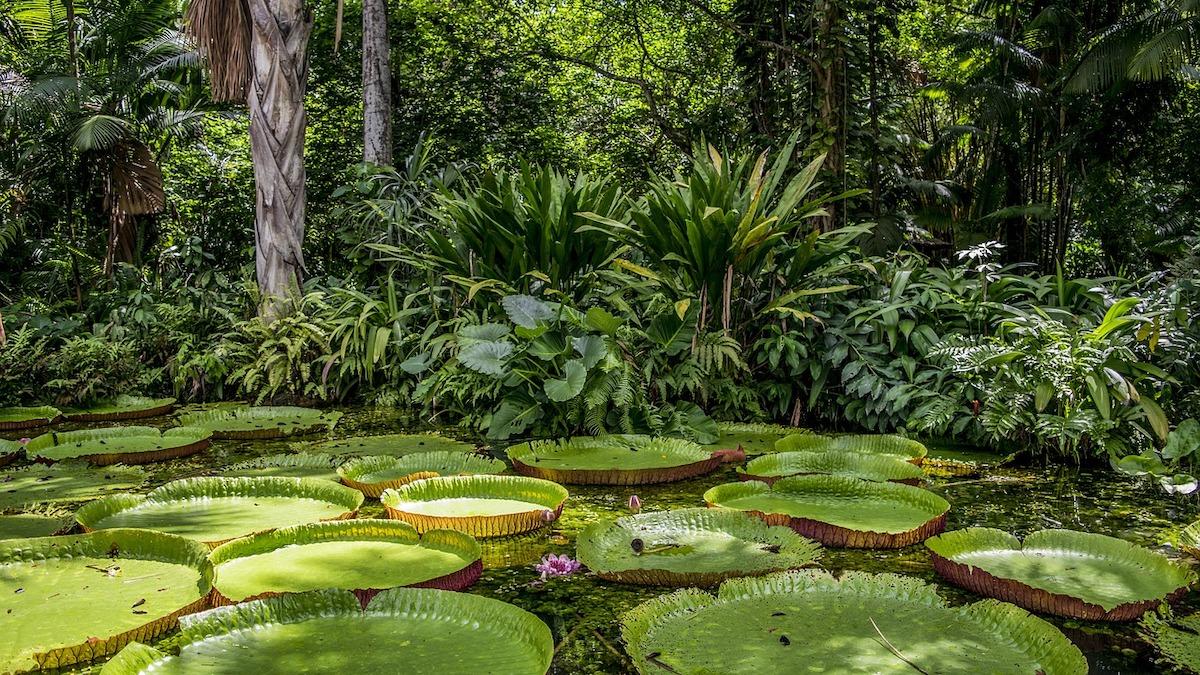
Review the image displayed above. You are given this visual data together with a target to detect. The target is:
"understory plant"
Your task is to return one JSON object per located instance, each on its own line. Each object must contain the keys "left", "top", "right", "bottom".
{"left": 410, "top": 293, "right": 717, "bottom": 441}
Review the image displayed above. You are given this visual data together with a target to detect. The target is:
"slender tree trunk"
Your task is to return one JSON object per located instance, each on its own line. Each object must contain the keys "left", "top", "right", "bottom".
{"left": 812, "top": 0, "right": 844, "bottom": 231}
{"left": 362, "top": 0, "right": 392, "bottom": 165}
{"left": 247, "top": 0, "right": 312, "bottom": 319}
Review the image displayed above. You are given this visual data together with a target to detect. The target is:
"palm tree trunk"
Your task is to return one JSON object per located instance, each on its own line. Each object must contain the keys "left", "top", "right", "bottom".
{"left": 362, "top": 0, "right": 392, "bottom": 165}
{"left": 247, "top": 0, "right": 312, "bottom": 319}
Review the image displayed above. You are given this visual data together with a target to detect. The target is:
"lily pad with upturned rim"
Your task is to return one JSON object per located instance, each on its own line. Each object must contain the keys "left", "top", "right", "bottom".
{"left": 208, "top": 519, "right": 482, "bottom": 605}
{"left": 621, "top": 569, "right": 1086, "bottom": 675}
{"left": 297, "top": 432, "right": 476, "bottom": 457}
{"left": 76, "top": 477, "right": 364, "bottom": 546}
{"left": 576, "top": 508, "right": 821, "bottom": 587}
{"left": 178, "top": 406, "right": 341, "bottom": 440}
{"left": 0, "top": 529, "right": 213, "bottom": 673}
{"left": 926, "top": 527, "right": 1195, "bottom": 621}
{"left": 25, "top": 426, "right": 213, "bottom": 465}
{"left": 99, "top": 588, "right": 554, "bottom": 675}
{"left": 0, "top": 510, "right": 73, "bottom": 539}
{"left": 338, "top": 452, "right": 507, "bottom": 498}
{"left": 62, "top": 396, "right": 176, "bottom": 422}
{"left": 0, "top": 406, "right": 62, "bottom": 431}
{"left": 381, "top": 475, "right": 568, "bottom": 538}
{"left": 775, "top": 433, "right": 928, "bottom": 464}
{"left": 508, "top": 435, "right": 724, "bottom": 485}
{"left": 1180, "top": 518, "right": 1200, "bottom": 560}
{"left": 737, "top": 451, "right": 926, "bottom": 485}
{"left": 704, "top": 475, "right": 949, "bottom": 548}
{"left": 0, "top": 463, "right": 148, "bottom": 510}
{"left": 0, "top": 438, "right": 22, "bottom": 467}
{"left": 221, "top": 453, "right": 339, "bottom": 481}
{"left": 707, "top": 423, "right": 808, "bottom": 456}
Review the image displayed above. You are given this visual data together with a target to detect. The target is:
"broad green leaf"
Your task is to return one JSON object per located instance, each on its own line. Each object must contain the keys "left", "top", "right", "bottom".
{"left": 1163, "top": 419, "right": 1200, "bottom": 461}
{"left": 584, "top": 307, "right": 622, "bottom": 335}
{"left": 572, "top": 335, "right": 606, "bottom": 368}
{"left": 458, "top": 341, "right": 512, "bottom": 376}
{"left": 544, "top": 360, "right": 586, "bottom": 402}
{"left": 501, "top": 294, "right": 554, "bottom": 328}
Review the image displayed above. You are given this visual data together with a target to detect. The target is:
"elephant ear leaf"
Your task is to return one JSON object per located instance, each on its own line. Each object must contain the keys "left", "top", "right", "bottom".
{"left": 544, "top": 360, "right": 586, "bottom": 402}
{"left": 1163, "top": 419, "right": 1200, "bottom": 460}
{"left": 572, "top": 335, "right": 606, "bottom": 368}
{"left": 458, "top": 341, "right": 512, "bottom": 377}
{"left": 502, "top": 295, "right": 555, "bottom": 329}
{"left": 488, "top": 394, "right": 543, "bottom": 439}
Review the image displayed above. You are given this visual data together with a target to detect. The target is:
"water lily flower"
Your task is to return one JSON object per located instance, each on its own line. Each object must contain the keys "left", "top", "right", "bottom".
{"left": 627, "top": 495, "right": 641, "bottom": 513}
{"left": 17, "top": 438, "right": 29, "bottom": 445}
{"left": 535, "top": 554, "right": 581, "bottom": 580}
{"left": 540, "top": 509, "right": 557, "bottom": 522}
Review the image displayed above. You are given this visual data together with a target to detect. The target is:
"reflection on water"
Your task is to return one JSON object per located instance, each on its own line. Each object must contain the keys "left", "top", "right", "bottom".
{"left": 13, "top": 407, "right": 1195, "bottom": 674}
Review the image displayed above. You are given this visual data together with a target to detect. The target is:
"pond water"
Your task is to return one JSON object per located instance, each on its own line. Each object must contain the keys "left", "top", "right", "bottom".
{"left": 6, "top": 406, "right": 1197, "bottom": 673}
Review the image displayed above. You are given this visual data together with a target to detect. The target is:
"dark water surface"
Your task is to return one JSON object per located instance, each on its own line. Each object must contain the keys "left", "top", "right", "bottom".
{"left": 7, "top": 406, "right": 1195, "bottom": 674}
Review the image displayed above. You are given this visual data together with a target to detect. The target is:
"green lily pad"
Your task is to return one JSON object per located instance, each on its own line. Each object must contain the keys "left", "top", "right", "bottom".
{"left": 577, "top": 508, "right": 821, "bottom": 587}
{"left": 0, "top": 438, "right": 22, "bottom": 466}
{"left": 926, "top": 527, "right": 1195, "bottom": 621}
{"left": 0, "top": 406, "right": 62, "bottom": 431}
{"left": 178, "top": 406, "right": 341, "bottom": 440}
{"left": 0, "top": 529, "right": 212, "bottom": 672}
{"left": 25, "top": 426, "right": 213, "bottom": 465}
{"left": 222, "top": 453, "right": 339, "bottom": 481}
{"left": 0, "top": 512, "right": 72, "bottom": 539}
{"left": 621, "top": 570, "right": 1086, "bottom": 675}
{"left": 338, "top": 452, "right": 507, "bottom": 498}
{"left": 76, "top": 477, "right": 364, "bottom": 546}
{"left": 381, "top": 475, "right": 568, "bottom": 538}
{"left": 508, "top": 435, "right": 722, "bottom": 485}
{"left": 775, "top": 433, "right": 928, "bottom": 463}
{"left": 298, "top": 432, "right": 476, "bottom": 457}
{"left": 101, "top": 588, "right": 553, "bottom": 675}
{"left": 1180, "top": 518, "right": 1200, "bottom": 560}
{"left": 1143, "top": 610, "right": 1200, "bottom": 673}
{"left": 209, "top": 519, "right": 482, "bottom": 603}
{"left": 0, "top": 463, "right": 148, "bottom": 510}
{"left": 738, "top": 451, "right": 926, "bottom": 484}
{"left": 62, "top": 396, "right": 176, "bottom": 422}
{"left": 707, "top": 423, "right": 807, "bottom": 456}
{"left": 704, "top": 475, "right": 949, "bottom": 548}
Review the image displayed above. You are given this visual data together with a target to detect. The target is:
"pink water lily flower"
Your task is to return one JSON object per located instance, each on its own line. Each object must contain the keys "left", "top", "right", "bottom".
{"left": 535, "top": 554, "right": 581, "bottom": 580}
{"left": 627, "top": 495, "right": 642, "bottom": 513}
{"left": 17, "top": 438, "right": 30, "bottom": 445}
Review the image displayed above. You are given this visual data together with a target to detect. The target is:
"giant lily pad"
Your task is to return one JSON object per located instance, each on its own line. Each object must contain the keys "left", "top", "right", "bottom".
{"left": 737, "top": 451, "right": 925, "bottom": 485}
{"left": 776, "top": 433, "right": 928, "bottom": 464}
{"left": 338, "top": 452, "right": 507, "bottom": 498}
{"left": 1180, "top": 518, "right": 1200, "bottom": 560}
{"left": 0, "top": 529, "right": 212, "bottom": 672}
{"left": 0, "top": 438, "right": 21, "bottom": 467}
{"left": 926, "top": 527, "right": 1195, "bottom": 621}
{"left": 100, "top": 588, "right": 553, "bottom": 675}
{"left": 209, "top": 519, "right": 482, "bottom": 605}
{"left": 222, "top": 453, "right": 339, "bottom": 481}
{"left": 178, "top": 406, "right": 341, "bottom": 440}
{"left": 707, "top": 423, "right": 807, "bottom": 456}
{"left": 508, "top": 435, "right": 724, "bottom": 485}
{"left": 1142, "top": 610, "right": 1200, "bottom": 673}
{"left": 704, "top": 475, "right": 949, "bottom": 548}
{"left": 0, "top": 463, "right": 148, "bottom": 510}
{"left": 0, "top": 406, "right": 61, "bottom": 431}
{"left": 0, "top": 511, "right": 72, "bottom": 540}
{"left": 621, "top": 570, "right": 1086, "bottom": 675}
{"left": 25, "top": 426, "right": 213, "bottom": 466}
{"left": 577, "top": 508, "right": 821, "bottom": 587}
{"left": 299, "top": 432, "right": 475, "bottom": 457}
{"left": 62, "top": 396, "right": 176, "bottom": 422}
{"left": 381, "top": 475, "right": 568, "bottom": 538}
{"left": 76, "top": 477, "right": 364, "bottom": 546}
